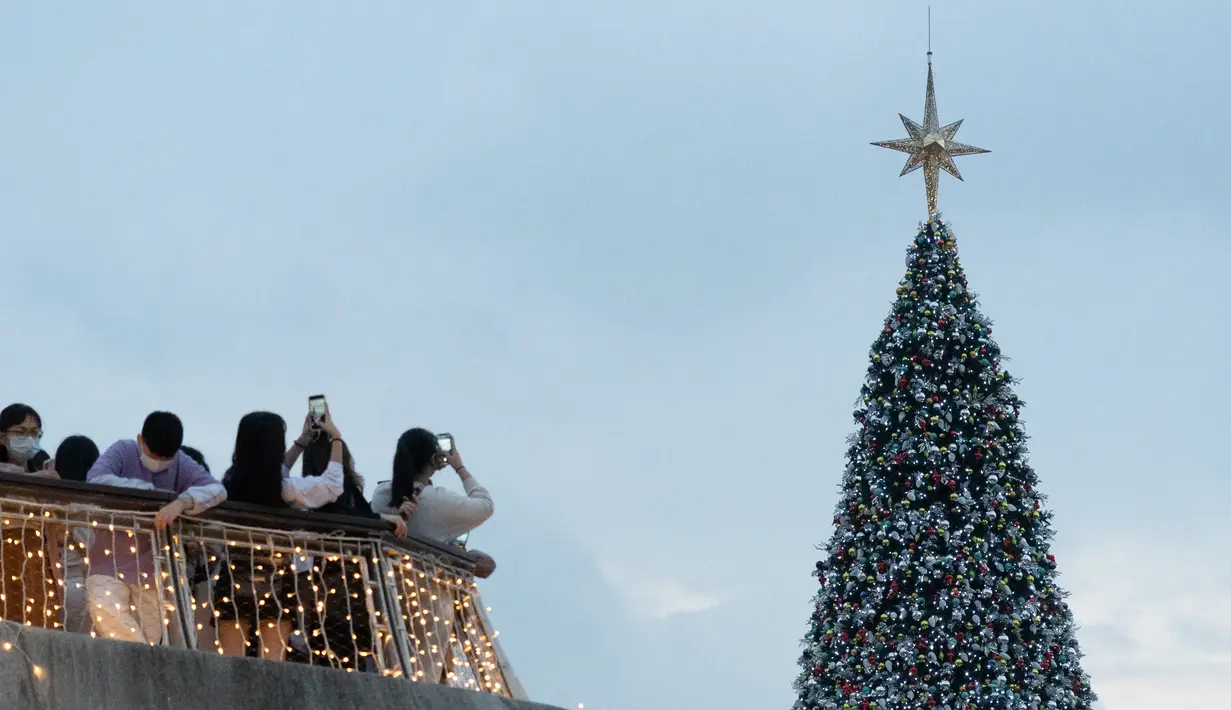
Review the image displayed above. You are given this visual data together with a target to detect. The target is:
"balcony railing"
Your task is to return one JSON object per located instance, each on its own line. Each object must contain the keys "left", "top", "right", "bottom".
{"left": 0, "top": 471, "right": 525, "bottom": 699}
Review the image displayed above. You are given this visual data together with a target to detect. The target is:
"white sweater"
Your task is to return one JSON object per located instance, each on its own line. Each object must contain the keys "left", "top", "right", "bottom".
{"left": 280, "top": 461, "right": 345, "bottom": 510}
{"left": 371, "top": 474, "right": 493, "bottom": 543}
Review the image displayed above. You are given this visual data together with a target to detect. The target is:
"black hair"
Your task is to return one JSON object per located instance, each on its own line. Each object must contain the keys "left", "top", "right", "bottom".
{"left": 390, "top": 428, "right": 439, "bottom": 507}
{"left": 141, "top": 411, "right": 184, "bottom": 458}
{"left": 0, "top": 403, "right": 41, "bottom": 433}
{"left": 181, "top": 446, "right": 209, "bottom": 472}
{"left": 54, "top": 435, "right": 100, "bottom": 482}
{"left": 303, "top": 437, "right": 375, "bottom": 518}
{"left": 0, "top": 403, "right": 50, "bottom": 470}
{"left": 222, "top": 412, "right": 288, "bottom": 508}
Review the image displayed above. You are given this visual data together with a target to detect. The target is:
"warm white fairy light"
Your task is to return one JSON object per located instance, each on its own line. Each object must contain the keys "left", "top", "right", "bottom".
{"left": 0, "top": 507, "right": 514, "bottom": 697}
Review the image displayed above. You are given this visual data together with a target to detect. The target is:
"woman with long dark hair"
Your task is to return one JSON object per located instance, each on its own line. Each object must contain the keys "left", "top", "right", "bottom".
{"left": 371, "top": 428, "right": 495, "bottom": 683}
{"left": 372, "top": 428, "right": 493, "bottom": 545}
{"left": 214, "top": 409, "right": 346, "bottom": 660}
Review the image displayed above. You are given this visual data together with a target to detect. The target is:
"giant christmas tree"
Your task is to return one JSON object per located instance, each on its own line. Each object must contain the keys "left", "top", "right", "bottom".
{"left": 794, "top": 51, "right": 1096, "bottom": 710}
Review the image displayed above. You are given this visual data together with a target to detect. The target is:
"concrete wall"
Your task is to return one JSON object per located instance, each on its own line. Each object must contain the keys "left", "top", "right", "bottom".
{"left": 0, "top": 623, "right": 562, "bottom": 710}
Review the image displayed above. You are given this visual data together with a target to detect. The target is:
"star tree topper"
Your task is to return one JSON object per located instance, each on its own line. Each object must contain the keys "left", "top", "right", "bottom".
{"left": 872, "top": 52, "right": 989, "bottom": 217}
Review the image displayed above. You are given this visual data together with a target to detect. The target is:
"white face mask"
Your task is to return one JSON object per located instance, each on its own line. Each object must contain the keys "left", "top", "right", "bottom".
{"left": 5, "top": 436, "right": 40, "bottom": 462}
{"left": 140, "top": 453, "right": 173, "bottom": 473}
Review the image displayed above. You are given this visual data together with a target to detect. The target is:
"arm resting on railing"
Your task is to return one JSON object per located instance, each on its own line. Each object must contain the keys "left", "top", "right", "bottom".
{"left": 282, "top": 461, "right": 344, "bottom": 510}
{"left": 174, "top": 453, "right": 227, "bottom": 515}
{"left": 0, "top": 470, "right": 477, "bottom": 569}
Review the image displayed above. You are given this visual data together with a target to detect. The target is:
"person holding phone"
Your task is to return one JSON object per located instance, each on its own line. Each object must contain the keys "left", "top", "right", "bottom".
{"left": 286, "top": 400, "right": 407, "bottom": 671}
{"left": 371, "top": 429, "right": 494, "bottom": 545}
{"left": 283, "top": 397, "right": 409, "bottom": 535}
{"left": 371, "top": 428, "right": 496, "bottom": 684}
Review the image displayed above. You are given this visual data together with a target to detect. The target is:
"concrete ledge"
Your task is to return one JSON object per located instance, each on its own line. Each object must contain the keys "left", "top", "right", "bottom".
{"left": 0, "top": 622, "right": 561, "bottom": 710}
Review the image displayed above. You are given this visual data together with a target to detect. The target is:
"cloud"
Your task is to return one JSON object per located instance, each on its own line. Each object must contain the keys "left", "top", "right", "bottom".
{"left": 1062, "top": 532, "right": 1231, "bottom": 710}
{"left": 597, "top": 561, "right": 722, "bottom": 620}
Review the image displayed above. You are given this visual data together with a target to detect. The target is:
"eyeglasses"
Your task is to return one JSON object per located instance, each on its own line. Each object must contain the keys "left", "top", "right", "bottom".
{"left": 4, "top": 427, "right": 40, "bottom": 438}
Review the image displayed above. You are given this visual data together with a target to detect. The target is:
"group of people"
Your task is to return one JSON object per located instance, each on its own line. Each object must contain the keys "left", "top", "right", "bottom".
{"left": 0, "top": 401, "right": 496, "bottom": 679}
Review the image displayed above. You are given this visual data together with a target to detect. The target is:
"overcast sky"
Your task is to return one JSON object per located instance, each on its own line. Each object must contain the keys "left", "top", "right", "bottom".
{"left": 2, "top": 2, "right": 1228, "bottom": 709}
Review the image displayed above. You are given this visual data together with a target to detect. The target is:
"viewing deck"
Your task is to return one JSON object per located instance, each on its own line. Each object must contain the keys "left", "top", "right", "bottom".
{"left": 0, "top": 471, "right": 525, "bottom": 700}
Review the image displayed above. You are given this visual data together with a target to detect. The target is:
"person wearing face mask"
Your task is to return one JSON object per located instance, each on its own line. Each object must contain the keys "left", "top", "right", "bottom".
{"left": 0, "top": 403, "right": 52, "bottom": 474}
{"left": 84, "top": 411, "right": 227, "bottom": 644}
{"left": 0, "top": 403, "right": 62, "bottom": 627}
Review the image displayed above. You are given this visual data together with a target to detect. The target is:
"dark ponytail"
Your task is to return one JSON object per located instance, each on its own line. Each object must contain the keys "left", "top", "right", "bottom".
{"left": 390, "top": 428, "right": 438, "bottom": 506}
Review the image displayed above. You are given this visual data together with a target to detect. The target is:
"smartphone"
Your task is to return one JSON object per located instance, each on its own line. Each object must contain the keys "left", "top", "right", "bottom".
{"left": 308, "top": 395, "right": 327, "bottom": 424}
{"left": 436, "top": 433, "right": 454, "bottom": 453}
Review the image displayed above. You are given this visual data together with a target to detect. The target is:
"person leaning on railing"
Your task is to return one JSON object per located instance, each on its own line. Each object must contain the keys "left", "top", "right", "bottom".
{"left": 284, "top": 409, "right": 407, "bottom": 671}
{"left": 51, "top": 434, "right": 102, "bottom": 635}
{"left": 372, "top": 428, "right": 496, "bottom": 684}
{"left": 216, "top": 408, "right": 348, "bottom": 661}
{"left": 371, "top": 429, "right": 494, "bottom": 553}
{"left": 0, "top": 403, "right": 52, "bottom": 473}
{"left": 84, "top": 411, "right": 228, "bottom": 644}
{"left": 0, "top": 403, "right": 63, "bottom": 629}
{"left": 284, "top": 412, "right": 407, "bottom": 535}
{"left": 52, "top": 435, "right": 100, "bottom": 483}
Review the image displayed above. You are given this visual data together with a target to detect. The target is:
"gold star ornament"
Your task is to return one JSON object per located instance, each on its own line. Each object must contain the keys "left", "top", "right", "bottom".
{"left": 872, "top": 54, "right": 989, "bottom": 217}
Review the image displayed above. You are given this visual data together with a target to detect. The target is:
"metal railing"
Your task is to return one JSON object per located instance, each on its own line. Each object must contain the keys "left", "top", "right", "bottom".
{"left": 0, "top": 472, "right": 523, "bottom": 698}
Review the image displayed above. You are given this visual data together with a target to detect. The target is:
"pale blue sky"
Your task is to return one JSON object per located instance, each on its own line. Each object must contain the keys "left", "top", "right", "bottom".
{"left": 2, "top": 3, "right": 1228, "bottom": 709}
